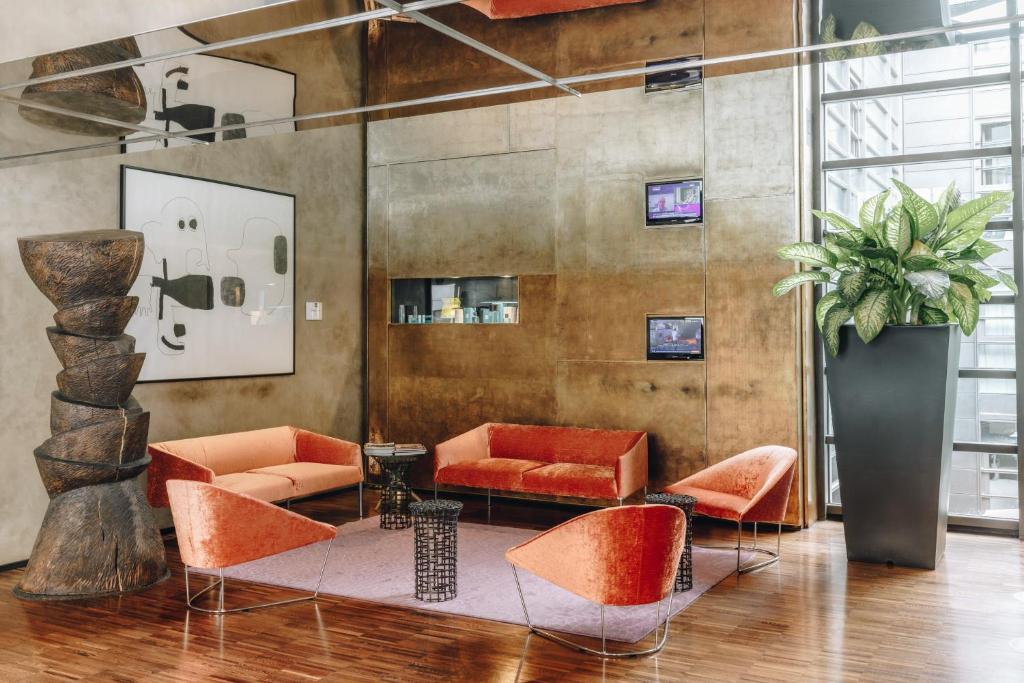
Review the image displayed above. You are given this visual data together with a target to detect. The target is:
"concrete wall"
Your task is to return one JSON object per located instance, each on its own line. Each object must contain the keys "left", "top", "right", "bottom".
{"left": 0, "top": 122, "right": 366, "bottom": 565}
{"left": 366, "top": 72, "right": 805, "bottom": 523}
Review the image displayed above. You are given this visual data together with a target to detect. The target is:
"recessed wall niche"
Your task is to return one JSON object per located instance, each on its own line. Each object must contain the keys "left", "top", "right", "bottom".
{"left": 391, "top": 276, "right": 519, "bottom": 325}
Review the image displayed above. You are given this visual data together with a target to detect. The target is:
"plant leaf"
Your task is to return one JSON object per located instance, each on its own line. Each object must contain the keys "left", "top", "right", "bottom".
{"left": 905, "top": 270, "right": 950, "bottom": 300}
{"left": 812, "top": 209, "right": 859, "bottom": 234}
{"left": 859, "top": 190, "right": 890, "bottom": 234}
{"left": 967, "top": 238, "right": 1004, "bottom": 261}
{"left": 940, "top": 191, "right": 1013, "bottom": 252}
{"left": 772, "top": 270, "right": 832, "bottom": 296}
{"left": 885, "top": 205, "right": 912, "bottom": 256}
{"left": 837, "top": 271, "right": 869, "bottom": 303}
{"left": 949, "top": 281, "right": 980, "bottom": 335}
{"left": 868, "top": 257, "right": 899, "bottom": 281}
{"left": 816, "top": 290, "right": 843, "bottom": 331}
{"left": 992, "top": 268, "right": 1019, "bottom": 295}
{"left": 904, "top": 255, "right": 955, "bottom": 272}
{"left": 920, "top": 305, "right": 949, "bottom": 324}
{"left": 954, "top": 265, "right": 1000, "bottom": 289}
{"left": 934, "top": 181, "right": 960, "bottom": 223}
{"left": 821, "top": 14, "right": 849, "bottom": 61}
{"left": 822, "top": 304, "right": 853, "bottom": 357}
{"left": 850, "top": 21, "right": 885, "bottom": 58}
{"left": 853, "top": 289, "right": 890, "bottom": 343}
{"left": 777, "top": 242, "right": 837, "bottom": 269}
{"left": 892, "top": 178, "right": 939, "bottom": 238}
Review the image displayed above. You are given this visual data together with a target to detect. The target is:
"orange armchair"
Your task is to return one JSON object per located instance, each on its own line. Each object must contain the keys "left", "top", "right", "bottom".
{"left": 505, "top": 505, "right": 685, "bottom": 657}
{"left": 664, "top": 445, "right": 797, "bottom": 574}
{"left": 167, "top": 480, "right": 337, "bottom": 614}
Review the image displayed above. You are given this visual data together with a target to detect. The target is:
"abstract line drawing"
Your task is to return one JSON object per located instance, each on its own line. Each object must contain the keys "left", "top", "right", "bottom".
{"left": 121, "top": 166, "right": 295, "bottom": 381}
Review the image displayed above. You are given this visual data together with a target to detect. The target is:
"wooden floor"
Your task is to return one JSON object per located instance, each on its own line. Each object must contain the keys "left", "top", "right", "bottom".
{"left": 1, "top": 489, "right": 1023, "bottom": 682}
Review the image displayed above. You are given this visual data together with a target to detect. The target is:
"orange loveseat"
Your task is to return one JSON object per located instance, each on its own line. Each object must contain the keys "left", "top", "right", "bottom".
{"left": 146, "top": 426, "right": 363, "bottom": 511}
{"left": 434, "top": 423, "right": 647, "bottom": 504}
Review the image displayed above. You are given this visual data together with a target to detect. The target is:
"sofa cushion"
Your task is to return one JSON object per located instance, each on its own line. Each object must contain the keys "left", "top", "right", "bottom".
{"left": 212, "top": 472, "right": 295, "bottom": 502}
{"left": 153, "top": 426, "right": 296, "bottom": 476}
{"left": 488, "top": 424, "right": 643, "bottom": 467}
{"left": 436, "top": 458, "right": 546, "bottom": 491}
{"left": 520, "top": 463, "right": 619, "bottom": 499}
{"left": 250, "top": 462, "right": 361, "bottom": 496}
{"left": 663, "top": 483, "right": 749, "bottom": 521}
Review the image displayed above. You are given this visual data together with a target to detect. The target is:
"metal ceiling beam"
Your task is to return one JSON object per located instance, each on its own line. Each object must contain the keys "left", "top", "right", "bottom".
{"left": 374, "top": 0, "right": 581, "bottom": 97}
{"left": 0, "top": 95, "right": 207, "bottom": 145}
{"left": 0, "top": 0, "right": 465, "bottom": 93}
{"left": 5, "top": 10, "right": 1024, "bottom": 163}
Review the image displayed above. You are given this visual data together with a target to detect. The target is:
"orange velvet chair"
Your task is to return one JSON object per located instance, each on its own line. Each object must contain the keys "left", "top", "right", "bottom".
{"left": 505, "top": 505, "right": 685, "bottom": 657}
{"left": 664, "top": 445, "right": 797, "bottom": 574}
{"left": 166, "top": 480, "right": 337, "bottom": 614}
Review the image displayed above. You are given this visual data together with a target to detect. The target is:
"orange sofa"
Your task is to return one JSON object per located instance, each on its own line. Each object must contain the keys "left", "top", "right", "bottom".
{"left": 146, "top": 426, "right": 363, "bottom": 510}
{"left": 434, "top": 423, "right": 647, "bottom": 503}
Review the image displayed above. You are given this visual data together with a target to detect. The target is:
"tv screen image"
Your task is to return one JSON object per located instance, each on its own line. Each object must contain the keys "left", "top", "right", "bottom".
{"left": 646, "top": 179, "right": 702, "bottom": 226}
{"left": 647, "top": 316, "right": 704, "bottom": 360}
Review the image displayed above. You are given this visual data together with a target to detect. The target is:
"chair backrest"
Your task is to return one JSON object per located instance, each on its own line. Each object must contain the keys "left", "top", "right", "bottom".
{"left": 166, "top": 480, "right": 335, "bottom": 569}
{"left": 151, "top": 426, "right": 297, "bottom": 476}
{"left": 487, "top": 423, "right": 644, "bottom": 467}
{"left": 690, "top": 445, "right": 797, "bottom": 501}
{"left": 505, "top": 504, "right": 685, "bottom": 606}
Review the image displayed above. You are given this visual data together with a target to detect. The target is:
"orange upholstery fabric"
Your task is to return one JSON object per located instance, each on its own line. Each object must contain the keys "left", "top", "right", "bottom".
{"left": 147, "top": 447, "right": 214, "bottom": 508}
{"left": 465, "top": 0, "right": 643, "bottom": 20}
{"left": 435, "top": 458, "right": 546, "bottom": 490}
{"left": 435, "top": 423, "right": 648, "bottom": 501}
{"left": 506, "top": 505, "right": 684, "bottom": 606}
{"left": 664, "top": 445, "right": 798, "bottom": 523}
{"left": 147, "top": 426, "right": 363, "bottom": 507}
{"left": 251, "top": 462, "right": 362, "bottom": 497}
{"left": 167, "top": 480, "right": 336, "bottom": 570}
{"left": 488, "top": 424, "right": 644, "bottom": 466}
{"left": 520, "top": 463, "right": 617, "bottom": 499}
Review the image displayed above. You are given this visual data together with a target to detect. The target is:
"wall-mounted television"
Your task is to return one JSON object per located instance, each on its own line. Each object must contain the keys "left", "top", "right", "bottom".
{"left": 645, "top": 179, "right": 703, "bottom": 226}
{"left": 647, "top": 316, "right": 704, "bottom": 361}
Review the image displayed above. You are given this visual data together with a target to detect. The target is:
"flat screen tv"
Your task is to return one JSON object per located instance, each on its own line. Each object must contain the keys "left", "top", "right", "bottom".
{"left": 645, "top": 179, "right": 703, "bottom": 226}
{"left": 647, "top": 316, "right": 704, "bottom": 361}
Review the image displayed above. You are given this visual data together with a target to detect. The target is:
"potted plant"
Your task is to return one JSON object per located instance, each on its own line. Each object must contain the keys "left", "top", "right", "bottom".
{"left": 774, "top": 179, "right": 1014, "bottom": 569}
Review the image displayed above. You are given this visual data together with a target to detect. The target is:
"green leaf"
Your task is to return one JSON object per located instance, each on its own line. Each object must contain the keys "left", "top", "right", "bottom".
{"left": 992, "top": 268, "right": 1019, "bottom": 295}
{"left": 966, "top": 239, "right": 1004, "bottom": 261}
{"left": 850, "top": 21, "right": 885, "bottom": 58}
{"left": 975, "top": 285, "right": 993, "bottom": 303}
{"left": 954, "top": 265, "right": 1000, "bottom": 289}
{"left": 777, "top": 242, "right": 837, "bottom": 269}
{"left": 905, "top": 270, "right": 950, "bottom": 300}
{"left": 892, "top": 178, "right": 939, "bottom": 238}
{"left": 816, "top": 291, "right": 843, "bottom": 331}
{"left": 859, "top": 190, "right": 890, "bottom": 233}
{"left": 837, "top": 271, "right": 869, "bottom": 304}
{"left": 826, "top": 231, "right": 867, "bottom": 250}
{"left": 940, "top": 191, "right": 1013, "bottom": 252}
{"left": 920, "top": 305, "right": 949, "bottom": 325}
{"left": 853, "top": 289, "right": 890, "bottom": 343}
{"left": 934, "top": 181, "right": 960, "bottom": 223}
{"left": 868, "top": 258, "right": 899, "bottom": 281}
{"left": 885, "top": 205, "right": 912, "bottom": 256}
{"left": 812, "top": 210, "right": 859, "bottom": 234}
{"left": 904, "top": 255, "right": 955, "bottom": 272}
{"left": 822, "top": 304, "right": 853, "bottom": 357}
{"left": 821, "top": 14, "right": 849, "bottom": 62}
{"left": 949, "top": 281, "right": 980, "bottom": 335}
{"left": 772, "top": 270, "right": 832, "bottom": 296}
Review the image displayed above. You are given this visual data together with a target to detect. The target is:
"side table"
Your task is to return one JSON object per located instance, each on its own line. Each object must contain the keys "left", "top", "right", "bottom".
{"left": 646, "top": 492, "right": 697, "bottom": 592}
{"left": 410, "top": 499, "right": 463, "bottom": 602}
{"left": 367, "top": 452, "right": 424, "bottom": 529}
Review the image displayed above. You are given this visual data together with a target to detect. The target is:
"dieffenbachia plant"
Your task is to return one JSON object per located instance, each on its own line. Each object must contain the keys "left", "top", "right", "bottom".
{"left": 773, "top": 180, "right": 1016, "bottom": 356}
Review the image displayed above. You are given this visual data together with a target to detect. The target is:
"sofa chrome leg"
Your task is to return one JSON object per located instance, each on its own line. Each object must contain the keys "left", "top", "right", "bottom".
{"left": 736, "top": 521, "right": 742, "bottom": 574}
{"left": 434, "top": 482, "right": 438, "bottom": 500}
{"left": 511, "top": 564, "right": 672, "bottom": 657}
{"left": 618, "top": 498, "right": 623, "bottom": 507}
{"left": 358, "top": 481, "right": 363, "bottom": 519}
{"left": 487, "top": 489, "right": 492, "bottom": 523}
{"left": 186, "top": 538, "right": 335, "bottom": 614}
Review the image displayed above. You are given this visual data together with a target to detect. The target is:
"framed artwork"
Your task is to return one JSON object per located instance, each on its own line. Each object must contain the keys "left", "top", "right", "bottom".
{"left": 122, "top": 28, "right": 296, "bottom": 152}
{"left": 120, "top": 166, "right": 295, "bottom": 382}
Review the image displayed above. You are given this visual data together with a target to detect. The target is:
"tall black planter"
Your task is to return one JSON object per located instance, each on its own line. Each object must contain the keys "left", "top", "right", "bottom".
{"left": 827, "top": 324, "right": 960, "bottom": 570}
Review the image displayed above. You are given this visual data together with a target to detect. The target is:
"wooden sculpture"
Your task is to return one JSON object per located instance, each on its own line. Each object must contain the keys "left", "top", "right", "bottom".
{"left": 18, "top": 38, "right": 148, "bottom": 137}
{"left": 15, "top": 229, "right": 168, "bottom": 600}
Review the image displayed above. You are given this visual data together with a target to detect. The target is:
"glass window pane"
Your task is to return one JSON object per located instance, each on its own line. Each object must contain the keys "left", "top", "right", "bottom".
{"left": 955, "top": 377, "right": 1017, "bottom": 445}
{"left": 950, "top": 449, "right": 1019, "bottom": 518}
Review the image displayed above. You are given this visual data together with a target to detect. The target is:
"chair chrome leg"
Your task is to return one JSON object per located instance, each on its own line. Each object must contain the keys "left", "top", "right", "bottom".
{"left": 434, "top": 482, "right": 438, "bottom": 500}
{"left": 186, "top": 538, "right": 336, "bottom": 614}
{"left": 511, "top": 564, "right": 674, "bottom": 657}
{"left": 487, "top": 489, "right": 492, "bottom": 523}
{"left": 358, "top": 481, "right": 363, "bottom": 519}
{"left": 696, "top": 519, "right": 783, "bottom": 576}
{"left": 618, "top": 498, "right": 623, "bottom": 507}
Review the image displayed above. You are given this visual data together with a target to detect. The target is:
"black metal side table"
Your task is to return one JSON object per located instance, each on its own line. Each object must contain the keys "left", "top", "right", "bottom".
{"left": 646, "top": 492, "right": 697, "bottom": 592}
{"left": 409, "top": 499, "right": 463, "bottom": 602}
{"left": 368, "top": 452, "right": 423, "bottom": 529}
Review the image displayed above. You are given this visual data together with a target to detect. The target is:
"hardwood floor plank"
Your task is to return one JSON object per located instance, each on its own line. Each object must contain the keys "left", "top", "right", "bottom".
{"left": 0, "top": 489, "right": 1021, "bottom": 682}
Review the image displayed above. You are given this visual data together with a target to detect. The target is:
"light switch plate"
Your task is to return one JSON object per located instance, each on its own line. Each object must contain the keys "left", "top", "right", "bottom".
{"left": 305, "top": 301, "right": 323, "bottom": 321}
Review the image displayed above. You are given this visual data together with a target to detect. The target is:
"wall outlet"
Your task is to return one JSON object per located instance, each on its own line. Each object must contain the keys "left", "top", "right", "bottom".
{"left": 305, "top": 301, "right": 323, "bottom": 321}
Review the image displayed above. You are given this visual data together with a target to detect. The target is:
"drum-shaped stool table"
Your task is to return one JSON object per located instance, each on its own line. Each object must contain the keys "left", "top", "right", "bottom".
{"left": 410, "top": 499, "right": 463, "bottom": 602}
{"left": 646, "top": 492, "right": 697, "bottom": 592}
